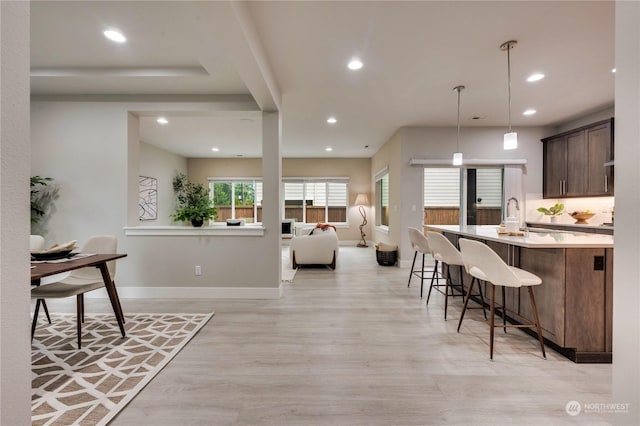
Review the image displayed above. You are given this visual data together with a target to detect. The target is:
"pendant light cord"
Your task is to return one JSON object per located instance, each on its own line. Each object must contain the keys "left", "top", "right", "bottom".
{"left": 507, "top": 43, "right": 512, "bottom": 132}
{"left": 456, "top": 87, "right": 461, "bottom": 152}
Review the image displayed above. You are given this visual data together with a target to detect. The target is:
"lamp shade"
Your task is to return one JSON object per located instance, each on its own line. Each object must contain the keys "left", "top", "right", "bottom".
{"left": 504, "top": 132, "right": 518, "bottom": 150}
{"left": 354, "top": 193, "right": 370, "bottom": 206}
{"left": 452, "top": 152, "right": 463, "bottom": 166}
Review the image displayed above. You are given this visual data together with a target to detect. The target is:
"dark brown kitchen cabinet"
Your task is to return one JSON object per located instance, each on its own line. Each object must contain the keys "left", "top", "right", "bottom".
{"left": 542, "top": 118, "right": 613, "bottom": 199}
{"left": 586, "top": 121, "right": 614, "bottom": 196}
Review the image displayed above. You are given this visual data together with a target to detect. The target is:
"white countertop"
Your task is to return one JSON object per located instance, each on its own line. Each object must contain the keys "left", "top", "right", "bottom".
{"left": 426, "top": 225, "right": 614, "bottom": 249}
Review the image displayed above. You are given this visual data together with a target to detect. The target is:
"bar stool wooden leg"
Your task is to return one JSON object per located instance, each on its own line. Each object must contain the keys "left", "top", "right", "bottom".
{"left": 502, "top": 286, "right": 507, "bottom": 333}
{"left": 457, "top": 277, "right": 475, "bottom": 332}
{"left": 420, "top": 253, "right": 426, "bottom": 299}
{"left": 528, "top": 287, "right": 547, "bottom": 359}
{"left": 489, "top": 284, "right": 496, "bottom": 360}
{"left": 478, "top": 280, "right": 487, "bottom": 320}
{"left": 444, "top": 264, "right": 450, "bottom": 319}
{"left": 407, "top": 250, "right": 417, "bottom": 287}
{"left": 426, "top": 259, "right": 439, "bottom": 303}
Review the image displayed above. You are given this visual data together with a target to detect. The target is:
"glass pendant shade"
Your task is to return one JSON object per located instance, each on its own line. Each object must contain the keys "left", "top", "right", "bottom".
{"left": 504, "top": 131, "right": 518, "bottom": 150}
{"left": 452, "top": 152, "right": 463, "bottom": 165}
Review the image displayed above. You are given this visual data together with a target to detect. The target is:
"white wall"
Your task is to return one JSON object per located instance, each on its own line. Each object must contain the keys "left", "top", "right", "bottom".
{"left": 0, "top": 1, "right": 31, "bottom": 423}
{"left": 139, "top": 142, "right": 187, "bottom": 226}
{"left": 31, "top": 100, "right": 281, "bottom": 296}
{"left": 613, "top": 1, "right": 640, "bottom": 423}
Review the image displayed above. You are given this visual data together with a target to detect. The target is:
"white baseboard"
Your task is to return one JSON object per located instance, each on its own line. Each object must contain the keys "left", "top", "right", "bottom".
{"left": 85, "top": 284, "right": 284, "bottom": 299}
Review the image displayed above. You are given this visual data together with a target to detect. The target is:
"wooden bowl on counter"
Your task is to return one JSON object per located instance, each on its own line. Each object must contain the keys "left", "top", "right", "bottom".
{"left": 569, "top": 212, "right": 595, "bottom": 224}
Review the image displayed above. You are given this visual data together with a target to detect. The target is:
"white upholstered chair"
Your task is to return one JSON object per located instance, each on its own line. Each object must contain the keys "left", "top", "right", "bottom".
{"left": 457, "top": 238, "right": 546, "bottom": 360}
{"left": 31, "top": 235, "right": 120, "bottom": 348}
{"left": 290, "top": 226, "right": 338, "bottom": 269}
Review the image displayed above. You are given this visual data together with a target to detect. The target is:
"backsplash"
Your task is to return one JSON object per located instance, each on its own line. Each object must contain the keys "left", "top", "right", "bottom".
{"left": 525, "top": 193, "right": 614, "bottom": 225}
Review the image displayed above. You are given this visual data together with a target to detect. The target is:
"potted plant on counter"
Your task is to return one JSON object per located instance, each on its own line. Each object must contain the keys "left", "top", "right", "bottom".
{"left": 171, "top": 173, "right": 217, "bottom": 227}
{"left": 537, "top": 203, "right": 564, "bottom": 223}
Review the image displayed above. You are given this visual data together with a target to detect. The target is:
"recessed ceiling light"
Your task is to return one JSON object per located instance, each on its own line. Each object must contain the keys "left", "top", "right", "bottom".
{"left": 327, "top": 117, "right": 337, "bottom": 124}
{"left": 348, "top": 58, "right": 363, "bottom": 70}
{"left": 240, "top": 118, "right": 254, "bottom": 123}
{"left": 156, "top": 117, "right": 168, "bottom": 124}
{"left": 612, "top": 68, "right": 616, "bottom": 73}
{"left": 527, "top": 73, "right": 545, "bottom": 82}
{"left": 211, "top": 147, "right": 219, "bottom": 152}
{"left": 103, "top": 29, "right": 126, "bottom": 43}
{"left": 523, "top": 109, "right": 537, "bottom": 116}
{"left": 325, "top": 147, "right": 333, "bottom": 152}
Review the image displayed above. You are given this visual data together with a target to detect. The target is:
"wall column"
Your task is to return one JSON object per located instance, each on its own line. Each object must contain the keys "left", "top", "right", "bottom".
{"left": 613, "top": 1, "right": 640, "bottom": 423}
{"left": 262, "top": 111, "right": 282, "bottom": 288}
{"left": 0, "top": 1, "right": 32, "bottom": 424}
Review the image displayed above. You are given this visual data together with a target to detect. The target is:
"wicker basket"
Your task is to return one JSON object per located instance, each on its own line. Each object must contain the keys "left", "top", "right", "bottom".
{"left": 376, "top": 249, "right": 397, "bottom": 266}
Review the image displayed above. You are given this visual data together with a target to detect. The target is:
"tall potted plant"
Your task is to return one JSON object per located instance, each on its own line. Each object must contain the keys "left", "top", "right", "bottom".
{"left": 171, "top": 173, "right": 216, "bottom": 227}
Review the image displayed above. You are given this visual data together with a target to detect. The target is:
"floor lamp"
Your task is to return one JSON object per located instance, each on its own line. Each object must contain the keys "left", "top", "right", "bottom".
{"left": 355, "top": 193, "right": 369, "bottom": 247}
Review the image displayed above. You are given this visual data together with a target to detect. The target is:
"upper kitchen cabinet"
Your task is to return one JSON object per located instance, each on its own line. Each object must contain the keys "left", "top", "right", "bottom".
{"left": 542, "top": 118, "right": 614, "bottom": 199}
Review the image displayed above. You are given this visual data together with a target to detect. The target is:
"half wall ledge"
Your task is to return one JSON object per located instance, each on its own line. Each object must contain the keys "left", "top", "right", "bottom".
{"left": 124, "top": 225, "right": 265, "bottom": 237}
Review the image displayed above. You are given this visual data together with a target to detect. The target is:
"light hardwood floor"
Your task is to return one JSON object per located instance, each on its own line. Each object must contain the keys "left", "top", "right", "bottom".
{"left": 39, "top": 247, "right": 612, "bottom": 425}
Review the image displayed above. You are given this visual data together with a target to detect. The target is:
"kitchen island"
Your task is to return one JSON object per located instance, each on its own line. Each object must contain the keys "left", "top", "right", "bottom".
{"left": 426, "top": 225, "right": 614, "bottom": 363}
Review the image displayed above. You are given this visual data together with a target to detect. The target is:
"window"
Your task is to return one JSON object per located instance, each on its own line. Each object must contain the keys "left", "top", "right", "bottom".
{"left": 210, "top": 179, "right": 262, "bottom": 223}
{"left": 423, "top": 168, "right": 460, "bottom": 225}
{"left": 283, "top": 179, "right": 348, "bottom": 224}
{"left": 423, "top": 167, "right": 503, "bottom": 226}
{"left": 375, "top": 172, "right": 389, "bottom": 227}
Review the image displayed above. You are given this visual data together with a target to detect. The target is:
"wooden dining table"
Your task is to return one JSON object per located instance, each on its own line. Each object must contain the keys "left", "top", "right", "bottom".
{"left": 31, "top": 253, "right": 128, "bottom": 338}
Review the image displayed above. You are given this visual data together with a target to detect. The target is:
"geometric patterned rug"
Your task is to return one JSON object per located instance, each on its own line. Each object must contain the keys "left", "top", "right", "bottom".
{"left": 31, "top": 312, "right": 213, "bottom": 426}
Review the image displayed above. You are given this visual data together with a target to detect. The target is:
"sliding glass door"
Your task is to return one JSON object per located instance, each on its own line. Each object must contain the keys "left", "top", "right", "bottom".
{"left": 424, "top": 167, "right": 503, "bottom": 226}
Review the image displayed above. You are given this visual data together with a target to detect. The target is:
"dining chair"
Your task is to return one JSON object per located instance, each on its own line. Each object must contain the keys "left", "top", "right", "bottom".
{"left": 457, "top": 238, "right": 546, "bottom": 360}
{"left": 425, "top": 231, "right": 485, "bottom": 320}
{"left": 407, "top": 227, "right": 441, "bottom": 299}
{"left": 31, "top": 235, "right": 120, "bottom": 349}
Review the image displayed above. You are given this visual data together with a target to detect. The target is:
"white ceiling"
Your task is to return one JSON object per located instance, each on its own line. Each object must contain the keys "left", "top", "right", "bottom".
{"left": 31, "top": 1, "right": 615, "bottom": 158}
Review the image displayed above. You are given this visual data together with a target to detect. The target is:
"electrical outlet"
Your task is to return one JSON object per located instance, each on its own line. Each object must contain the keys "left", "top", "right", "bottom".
{"left": 195, "top": 265, "right": 202, "bottom": 276}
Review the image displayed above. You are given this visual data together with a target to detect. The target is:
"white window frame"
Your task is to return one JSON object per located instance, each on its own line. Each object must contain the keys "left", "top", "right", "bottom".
{"left": 282, "top": 177, "right": 349, "bottom": 225}
{"left": 423, "top": 166, "right": 505, "bottom": 225}
{"left": 209, "top": 178, "right": 262, "bottom": 224}
{"left": 375, "top": 167, "right": 389, "bottom": 230}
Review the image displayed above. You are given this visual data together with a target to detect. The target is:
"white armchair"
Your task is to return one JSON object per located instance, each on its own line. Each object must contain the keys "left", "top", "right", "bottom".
{"left": 290, "top": 226, "right": 339, "bottom": 269}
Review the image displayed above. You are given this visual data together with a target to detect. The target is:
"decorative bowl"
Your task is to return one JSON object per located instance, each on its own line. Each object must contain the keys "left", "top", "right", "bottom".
{"left": 569, "top": 211, "right": 595, "bottom": 224}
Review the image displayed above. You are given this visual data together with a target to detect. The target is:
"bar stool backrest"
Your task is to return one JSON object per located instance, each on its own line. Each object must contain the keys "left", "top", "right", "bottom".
{"left": 425, "top": 231, "right": 464, "bottom": 266}
{"left": 408, "top": 227, "right": 430, "bottom": 255}
{"left": 458, "top": 238, "right": 522, "bottom": 288}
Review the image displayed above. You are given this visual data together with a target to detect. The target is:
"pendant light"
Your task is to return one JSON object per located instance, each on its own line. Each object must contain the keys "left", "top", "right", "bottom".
{"left": 500, "top": 40, "right": 518, "bottom": 150}
{"left": 452, "top": 85, "right": 464, "bottom": 166}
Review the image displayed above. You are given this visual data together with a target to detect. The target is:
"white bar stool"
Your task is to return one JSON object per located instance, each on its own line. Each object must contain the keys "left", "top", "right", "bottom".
{"left": 407, "top": 227, "right": 441, "bottom": 299}
{"left": 426, "top": 231, "right": 486, "bottom": 320}
{"left": 458, "top": 238, "right": 546, "bottom": 360}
